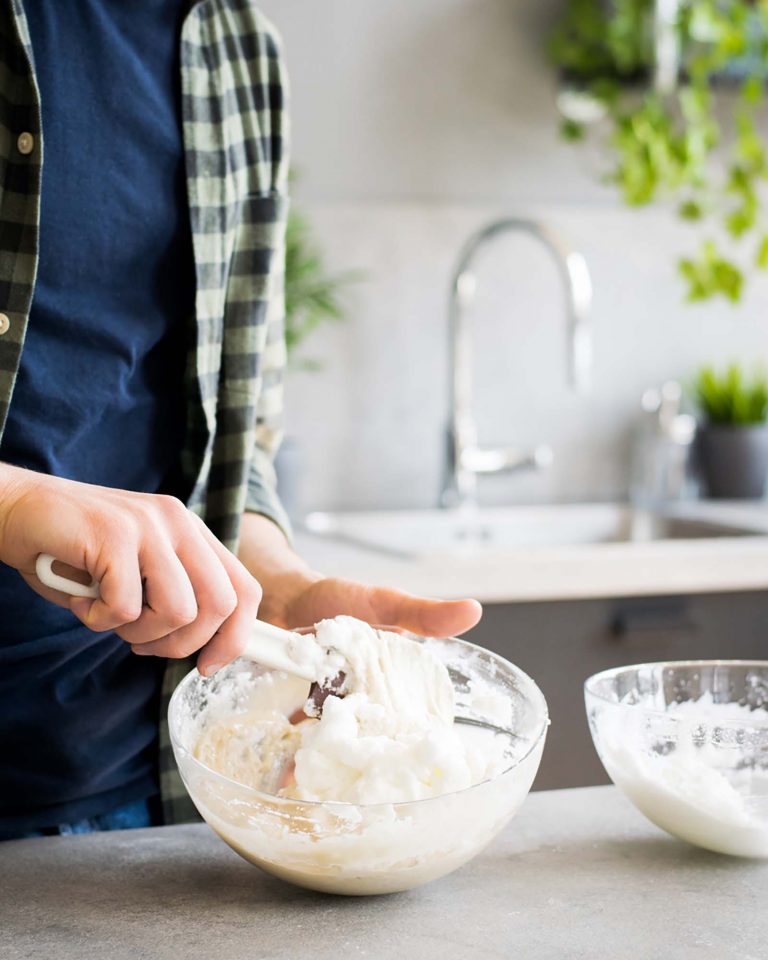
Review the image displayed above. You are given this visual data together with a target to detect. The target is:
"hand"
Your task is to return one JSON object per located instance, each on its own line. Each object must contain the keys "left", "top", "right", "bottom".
{"left": 238, "top": 514, "right": 482, "bottom": 641}
{"left": 271, "top": 575, "right": 482, "bottom": 639}
{"left": 0, "top": 464, "right": 263, "bottom": 673}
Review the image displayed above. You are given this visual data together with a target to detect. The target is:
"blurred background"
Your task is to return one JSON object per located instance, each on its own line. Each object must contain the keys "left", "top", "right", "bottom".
{"left": 260, "top": 0, "right": 768, "bottom": 513}
{"left": 258, "top": 0, "right": 768, "bottom": 790}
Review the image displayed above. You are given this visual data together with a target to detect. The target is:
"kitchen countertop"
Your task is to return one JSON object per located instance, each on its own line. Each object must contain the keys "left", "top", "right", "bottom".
{"left": 3, "top": 785, "right": 766, "bottom": 960}
{"left": 295, "top": 502, "right": 768, "bottom": 603}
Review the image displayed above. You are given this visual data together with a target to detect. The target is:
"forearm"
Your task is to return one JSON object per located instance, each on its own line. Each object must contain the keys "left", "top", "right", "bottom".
{"left": 237, "top": 512, "right": 322, "bottom": 626}
{"left": 0, "top": 462, "right": 27, "bottom": 557}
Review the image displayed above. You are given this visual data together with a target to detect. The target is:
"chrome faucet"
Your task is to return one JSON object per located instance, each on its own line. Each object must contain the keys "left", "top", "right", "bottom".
{"left": 441, "top": 217, "right": 593, "bottom": 509}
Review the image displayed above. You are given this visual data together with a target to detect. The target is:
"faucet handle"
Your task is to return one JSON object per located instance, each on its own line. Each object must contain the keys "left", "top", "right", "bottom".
{"left": 461, "top": 444, "right": 553, "bottom": 475}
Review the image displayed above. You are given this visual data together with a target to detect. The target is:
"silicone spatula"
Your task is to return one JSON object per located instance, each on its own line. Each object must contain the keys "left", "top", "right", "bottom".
{"left": 34, "top": 553, "right": 334, "bottom": 684}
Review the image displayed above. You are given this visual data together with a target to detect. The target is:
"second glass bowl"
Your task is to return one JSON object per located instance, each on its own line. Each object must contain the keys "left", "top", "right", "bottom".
{"left": 586, "top": 660, "right": 768, "bottom": 857}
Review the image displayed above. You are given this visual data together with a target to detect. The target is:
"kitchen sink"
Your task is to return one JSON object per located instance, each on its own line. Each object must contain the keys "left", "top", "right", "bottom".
{"left": 303, "top": 504, "right": 766, "bottom": 559}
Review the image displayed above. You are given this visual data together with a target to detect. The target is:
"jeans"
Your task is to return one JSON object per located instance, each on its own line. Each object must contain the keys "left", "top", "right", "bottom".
{"left": 6, "top": 795, "right": 163, "bottom": 840}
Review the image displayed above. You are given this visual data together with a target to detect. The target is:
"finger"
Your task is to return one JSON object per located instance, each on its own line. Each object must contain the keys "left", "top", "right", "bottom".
{"left": 191, "top": 515, "right": 259, "bottom": 586}
{"left": 130, "top": 533, "right": 238, "bottom": 659}
{"left": 195, "top": 583, "right": 262, "bottom": 676}
{"left": 133, "top": 561, "right": 261, "bottom": 666}
{"left": 365, "top": 588, "right": 482, "bottom": 638}
{"left": 116, "top": 548, "right": 198, "bottom": 645}
{"left": 194, "top": 540, "right": 263, "bottom": 675}
{"left": 74, "top": 548, "right": 144, "bottom": 632}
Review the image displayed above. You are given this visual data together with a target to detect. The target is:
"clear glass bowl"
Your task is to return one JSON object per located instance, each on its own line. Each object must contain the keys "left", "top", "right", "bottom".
{"left": 585, "top": 660, "right": 768, "bottom": 857}
{"left": 169, "top": 635, "right": 548, "bottom": 895}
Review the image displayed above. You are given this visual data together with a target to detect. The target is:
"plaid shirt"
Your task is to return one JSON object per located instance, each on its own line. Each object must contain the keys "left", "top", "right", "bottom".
{"left": 0, "top": 0, "right": 290, "bottom": 823}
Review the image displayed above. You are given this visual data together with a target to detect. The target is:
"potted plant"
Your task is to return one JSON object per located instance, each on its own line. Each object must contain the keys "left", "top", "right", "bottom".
{"left": 694, "top": 363, "right": 768, "bottom": 498}
{"left": 275, "top": 206, "right": 359, "bottom": 518}
{"left": 549, "top": 0, "right": 768, "bottom": 303}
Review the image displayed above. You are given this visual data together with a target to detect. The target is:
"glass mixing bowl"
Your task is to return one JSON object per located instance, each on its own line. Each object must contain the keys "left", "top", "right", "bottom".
{"left": 585, "top": 660, "right": 768, "bottom": 857}
{"left": 169, "top": 635, "right": 548, "bottom": 895}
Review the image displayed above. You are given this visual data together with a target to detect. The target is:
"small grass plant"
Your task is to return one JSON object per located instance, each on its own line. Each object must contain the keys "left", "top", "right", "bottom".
{"left": 694, "top": 362, "right": 768, "bottom": 424}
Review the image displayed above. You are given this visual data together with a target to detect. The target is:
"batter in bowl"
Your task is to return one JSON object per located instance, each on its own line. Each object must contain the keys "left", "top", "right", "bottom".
{"left": 194, "top": 616, "right": 510, "bottom": 804}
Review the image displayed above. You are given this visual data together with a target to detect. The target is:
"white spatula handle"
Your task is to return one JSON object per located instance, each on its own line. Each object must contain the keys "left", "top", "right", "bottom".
{"left": 240, "top": 621, "right": 319, "bottom": 681}
{"left": 34, "top": 553, "right": 319, "bottom": 681}
{"left": 36, "top": 554, "right": 100, "bottom": 599}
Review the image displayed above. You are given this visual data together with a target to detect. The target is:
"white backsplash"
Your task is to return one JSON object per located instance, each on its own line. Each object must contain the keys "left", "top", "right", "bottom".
{"left": 259, "top": 0, "right": 768, "bottom": 513}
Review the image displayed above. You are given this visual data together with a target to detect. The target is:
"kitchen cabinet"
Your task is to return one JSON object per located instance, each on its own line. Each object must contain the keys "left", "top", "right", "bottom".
{"left": 472, "top": 592, "right": 768, "bottom": 790}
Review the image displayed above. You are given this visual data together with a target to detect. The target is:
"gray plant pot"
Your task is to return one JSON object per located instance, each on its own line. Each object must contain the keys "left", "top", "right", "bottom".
{"left": 697, "top": 424, "right": 768, "bottom": 500}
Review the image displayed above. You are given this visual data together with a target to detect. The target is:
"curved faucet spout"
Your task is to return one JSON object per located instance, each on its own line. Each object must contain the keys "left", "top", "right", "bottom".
{"left": 442, "top": 217, "right": 593, "bottom": 510}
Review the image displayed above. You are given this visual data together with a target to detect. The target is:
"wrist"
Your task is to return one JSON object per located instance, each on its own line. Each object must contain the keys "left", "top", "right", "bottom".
{"left": 237, "top": 511, "right": 323, "bottom": 627}
{"left": 0, "top": 464, "right": 44, "bottom": 558}
{"left": 257, "top": 567, "right": 324, "bottom": 628}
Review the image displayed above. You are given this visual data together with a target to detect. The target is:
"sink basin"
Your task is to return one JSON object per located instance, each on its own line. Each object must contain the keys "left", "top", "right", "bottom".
{"left": 303, "top": 504, "right": 764, "bottom": 559}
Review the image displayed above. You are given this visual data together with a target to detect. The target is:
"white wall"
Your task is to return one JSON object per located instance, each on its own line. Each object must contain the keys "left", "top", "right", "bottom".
{"left": 259, "top": 0, "right": 768, "bottom": 512}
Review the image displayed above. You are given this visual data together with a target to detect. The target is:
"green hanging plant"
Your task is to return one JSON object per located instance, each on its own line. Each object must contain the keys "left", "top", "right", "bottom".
{"left": 284, "top": 205, "right": 361, "bottom": 370}
{"left": 549, "top": 0, "right": 768, "bottom": 303}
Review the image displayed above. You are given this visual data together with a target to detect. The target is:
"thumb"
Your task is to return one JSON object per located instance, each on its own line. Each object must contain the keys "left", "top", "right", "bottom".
{"left": 368, "top": 588, "right": 482, "bottom": 638}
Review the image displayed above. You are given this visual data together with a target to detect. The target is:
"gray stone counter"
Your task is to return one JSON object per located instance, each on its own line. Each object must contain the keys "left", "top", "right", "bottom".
{"left": 2, "top": 786, "right": 766, "bottom": 960}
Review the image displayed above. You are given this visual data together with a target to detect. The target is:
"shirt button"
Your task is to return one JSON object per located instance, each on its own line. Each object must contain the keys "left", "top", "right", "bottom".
{"left": 17, "top": 132, "right": 34, "bottom": 155}
{"left": 0, "top": 313, "right": 10, "bottom": 336}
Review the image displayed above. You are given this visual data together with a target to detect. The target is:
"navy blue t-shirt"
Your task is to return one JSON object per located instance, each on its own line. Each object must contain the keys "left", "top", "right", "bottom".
{"left": 0, "top": 0, "right": 195, "bottom": 836}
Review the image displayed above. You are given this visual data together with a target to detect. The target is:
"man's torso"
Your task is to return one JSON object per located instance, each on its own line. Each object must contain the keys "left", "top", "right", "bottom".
{"left": 0, "top": 0, "right": 194, "bottom": 836}
{"left": 0, "top": 0, "right": 290, "bottom": 829}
